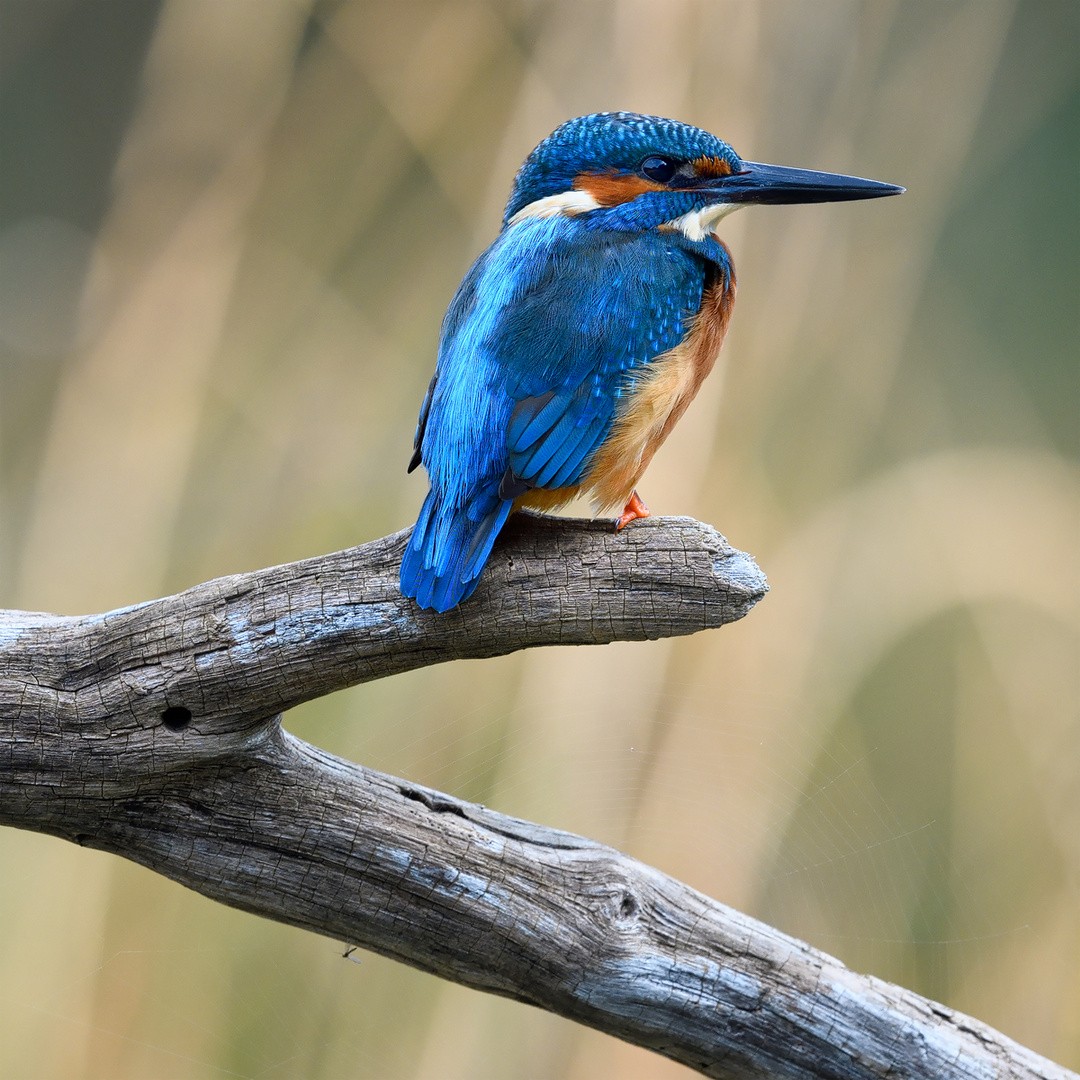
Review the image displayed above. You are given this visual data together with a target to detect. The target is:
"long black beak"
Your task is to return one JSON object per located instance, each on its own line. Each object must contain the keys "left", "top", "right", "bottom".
{"left": 699, "top": 161, "right": 904, "bottom": 204}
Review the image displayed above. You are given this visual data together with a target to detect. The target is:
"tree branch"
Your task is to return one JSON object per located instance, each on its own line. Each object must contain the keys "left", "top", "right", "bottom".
{"left": 0, "top": 514, "right": 1070, "bottom": 1079}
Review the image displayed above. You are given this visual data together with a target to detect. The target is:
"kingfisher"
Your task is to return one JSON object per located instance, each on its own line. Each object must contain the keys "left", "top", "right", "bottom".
{"left": 400, "top": 112, "right": 901, "bottom": 612}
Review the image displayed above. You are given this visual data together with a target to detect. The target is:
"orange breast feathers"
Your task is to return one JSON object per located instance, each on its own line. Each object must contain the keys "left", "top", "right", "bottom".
{"left": 582, "top": 258, "right": 736, "bottom": 512}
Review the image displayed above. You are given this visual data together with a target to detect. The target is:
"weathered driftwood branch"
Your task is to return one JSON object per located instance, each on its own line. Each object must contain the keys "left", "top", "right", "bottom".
{"left": 0, "top": 514, "right": 1071, "bottom": 1079}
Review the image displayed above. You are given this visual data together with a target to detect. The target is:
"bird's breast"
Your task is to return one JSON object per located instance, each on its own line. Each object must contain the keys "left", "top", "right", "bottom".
{"left": 583, "top": 251, "right": 736, "bottom": 511}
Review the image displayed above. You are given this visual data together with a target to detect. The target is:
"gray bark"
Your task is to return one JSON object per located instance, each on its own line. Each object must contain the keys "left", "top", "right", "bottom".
{"left": 0, "top": 513, "right": 1071, "bottom": 1079}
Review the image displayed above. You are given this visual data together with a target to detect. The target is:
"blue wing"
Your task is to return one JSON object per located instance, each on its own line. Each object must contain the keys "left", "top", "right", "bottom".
{"left": 497, "top": 228, "right": 704, "bottom": 492}
{"left": 401, "top": 214, "right": 710, "bottom": 611}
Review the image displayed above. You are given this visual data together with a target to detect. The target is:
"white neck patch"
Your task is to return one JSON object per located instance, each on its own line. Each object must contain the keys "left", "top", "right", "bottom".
{"left": 664, "top": 201, "right": 744, "bottom": 242}
{"left": 507, "top": 190, "right": 745, "bottom": 241}
{"left": 507, "top": 189, "right": 601, "bottom": 225}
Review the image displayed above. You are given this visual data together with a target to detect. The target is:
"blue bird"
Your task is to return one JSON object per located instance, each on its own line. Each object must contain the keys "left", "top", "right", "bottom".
{"left": 400, "top": 112, "right": 902, "bottom": 612}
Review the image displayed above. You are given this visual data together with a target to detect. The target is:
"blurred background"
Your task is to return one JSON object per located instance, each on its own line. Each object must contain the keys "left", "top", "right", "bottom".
{"left": 0, "top": 1, "right": 1077, "bottom": 1077}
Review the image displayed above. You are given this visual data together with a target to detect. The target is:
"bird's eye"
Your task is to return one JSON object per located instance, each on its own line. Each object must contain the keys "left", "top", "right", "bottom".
{"left": 641, "top": 156, "right": 677, "bottom": 183}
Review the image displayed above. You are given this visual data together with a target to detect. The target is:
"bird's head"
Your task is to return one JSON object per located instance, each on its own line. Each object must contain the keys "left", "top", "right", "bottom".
{"left": 504, "top": 112, "right": 902, "bottom": 235}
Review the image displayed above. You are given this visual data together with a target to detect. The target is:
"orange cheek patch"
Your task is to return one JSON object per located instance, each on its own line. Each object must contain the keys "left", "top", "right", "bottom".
{"left": 573, "top": 171, "right": 666, "bottom": 206}
{"left": 692, "top": 155, "right": 734, "bottom": 178}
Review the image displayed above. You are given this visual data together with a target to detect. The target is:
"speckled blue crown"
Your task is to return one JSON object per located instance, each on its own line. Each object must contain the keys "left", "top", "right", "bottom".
{"left": 503, "top": 112, "right": 741, "bottom": 223}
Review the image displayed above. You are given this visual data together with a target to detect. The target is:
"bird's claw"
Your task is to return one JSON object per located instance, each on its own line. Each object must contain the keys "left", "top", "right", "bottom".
{"left": 615, "top": 491, "right": 651, "bottom": 531}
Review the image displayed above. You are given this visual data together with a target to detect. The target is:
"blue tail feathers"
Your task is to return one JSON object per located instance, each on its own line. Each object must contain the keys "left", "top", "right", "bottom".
{"left": 400, "top": 486, "right": 514, "bottom": 612}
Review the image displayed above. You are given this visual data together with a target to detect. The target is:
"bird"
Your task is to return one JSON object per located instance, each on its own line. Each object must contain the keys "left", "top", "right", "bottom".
{"left": 400, "top": 112, "right": 902, "bottom": 612}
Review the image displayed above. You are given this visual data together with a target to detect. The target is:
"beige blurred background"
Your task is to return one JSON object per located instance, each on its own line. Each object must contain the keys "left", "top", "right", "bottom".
{"left": 0, "top": 1, "right": 1077, "bottom": 1077}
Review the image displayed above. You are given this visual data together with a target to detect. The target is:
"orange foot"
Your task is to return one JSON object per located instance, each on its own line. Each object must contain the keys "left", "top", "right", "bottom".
{"left": 615, "top": 490, "right": 651, "bottom": 531}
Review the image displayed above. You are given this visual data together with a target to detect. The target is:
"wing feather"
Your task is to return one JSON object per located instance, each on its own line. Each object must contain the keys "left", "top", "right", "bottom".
{"left": 496, "top": 228, "right": 704, "bottom": 492}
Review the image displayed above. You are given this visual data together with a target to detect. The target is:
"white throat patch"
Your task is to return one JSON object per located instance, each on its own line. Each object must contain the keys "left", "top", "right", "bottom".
{"left": 664, "top": 201, "right": 744, "bottom": 242}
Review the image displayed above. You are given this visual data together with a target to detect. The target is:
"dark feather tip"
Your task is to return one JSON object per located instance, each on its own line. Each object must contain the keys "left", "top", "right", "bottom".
{"left": 498, "top": 467, "right": 530, "bottom": 500}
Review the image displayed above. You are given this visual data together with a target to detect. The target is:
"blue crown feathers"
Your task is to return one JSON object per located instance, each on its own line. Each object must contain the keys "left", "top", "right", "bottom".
{"left": 503, "top": 112, "right": 742, "bottom": 223}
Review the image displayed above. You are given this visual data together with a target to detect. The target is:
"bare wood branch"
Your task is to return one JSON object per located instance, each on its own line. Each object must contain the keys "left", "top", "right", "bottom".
{"left": 0, "top": 514, "right": 1070, "bottom": 1079}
